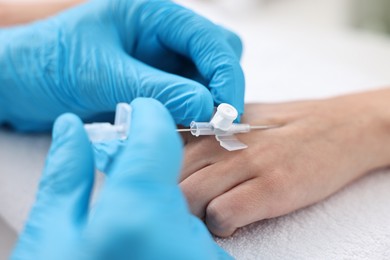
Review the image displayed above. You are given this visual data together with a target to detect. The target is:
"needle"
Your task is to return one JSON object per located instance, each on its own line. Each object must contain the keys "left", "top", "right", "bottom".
{"left": 249, "top": 125, "right": 280, "bottom": 130}
{"left": 177, "top": 129, "right": 192, "bottom": 132}
{"left": 176, "top": 125, "right": 279, "bottom": 132}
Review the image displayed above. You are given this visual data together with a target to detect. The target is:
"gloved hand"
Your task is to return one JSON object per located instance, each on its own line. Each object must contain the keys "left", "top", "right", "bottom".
{"left": 0, "top": 0, "right": 244, "bottom": 131}
{"left": 11, "top": 98, "right": 232, "bottom": 260}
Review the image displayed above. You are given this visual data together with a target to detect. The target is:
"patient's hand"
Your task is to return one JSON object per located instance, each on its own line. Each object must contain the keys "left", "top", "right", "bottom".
{"left": 0, "top": 1, "right": 83, "bottom": 27}
{"left": 180, "top": 89, "right": 390, "bottom": 237}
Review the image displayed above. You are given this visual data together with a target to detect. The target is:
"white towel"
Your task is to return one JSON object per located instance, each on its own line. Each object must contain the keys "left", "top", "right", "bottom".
{"left": 216, "top": 169, "right": 390, "bottom": 259}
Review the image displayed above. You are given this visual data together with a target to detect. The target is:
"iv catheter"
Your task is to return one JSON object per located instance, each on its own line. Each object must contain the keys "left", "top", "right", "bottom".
{"left": 177, "top": 103, "right": 278, "bottom": 151}
{"left": 177, "top": 123, "right": 277, "bottom": 135}
{"left": 176, "top": 121, "right": 277, "bottom": 151}
{"left": 84, "top": 103, "right": 278, "bottom": 151}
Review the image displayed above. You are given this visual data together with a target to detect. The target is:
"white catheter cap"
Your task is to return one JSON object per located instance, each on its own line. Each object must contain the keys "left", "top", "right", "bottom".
{"left": 210, "top": 103, "right": 238, "bottom": 131}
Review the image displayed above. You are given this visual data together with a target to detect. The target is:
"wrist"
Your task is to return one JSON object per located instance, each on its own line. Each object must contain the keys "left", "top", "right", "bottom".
{"left": 331, "top": 88, "right": 390, "bottom": 171}
{"left": 364, "top": 89, "right": 390, "bottom": 168}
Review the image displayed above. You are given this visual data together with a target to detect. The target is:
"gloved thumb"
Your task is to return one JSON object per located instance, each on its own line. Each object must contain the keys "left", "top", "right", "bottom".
{"left": 12, "top": 114, "right": 94, "bottom": 259}
{"left": 80, "top": 99, "right": 183, "bottom": 258}
{"left": 109, "top": 98, "right": 183, "bottom": 185}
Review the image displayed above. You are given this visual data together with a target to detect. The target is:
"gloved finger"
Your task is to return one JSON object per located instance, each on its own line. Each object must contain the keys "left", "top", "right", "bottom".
{"left": 87, "top": 98, "right": 183, "bottom": 217}
{"left": 35, "top": 113, "right": 94, "bottom": 224}
{"left": 77, "top": 51, "right": 214, "bottom": 126}
{"left": 180, "top": 161, "right": 252, "bottom": 218}
{"left": 12, "top": 114, "right": 94, "bottom": 257}
{"left": 82, "top": 99, "right": 183, "bottom": 255}
{"left": 135, "top": 2, "right": 245, "bottom": 115}
{"left": 205, "top": 178, "right": 270, "bottom": 238}
{"left": 218, "top": 25, "right": 244, "bottom": 60}
{"left": 157, "top": 216, "right": 234, "bottom": 260}
{"left": 131, "top": 25, "right": 242, "bottom": 83}
{"left": 86, "top": 99, "right": 183, "bottom": 220}
{"left": 110, "top": 98, "right": 183, "bottom": 184}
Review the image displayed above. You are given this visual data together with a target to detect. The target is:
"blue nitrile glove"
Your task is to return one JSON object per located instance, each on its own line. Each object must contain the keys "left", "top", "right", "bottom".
{"left": 11, "top": 98, "right": 232, "bottom": 260}
{"left": 0, "top": 0, "right": 244, "bottom": 132}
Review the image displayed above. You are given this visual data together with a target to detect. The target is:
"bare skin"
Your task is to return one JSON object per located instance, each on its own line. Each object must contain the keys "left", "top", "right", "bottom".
{"left": 180, "top": 88, "right": 390, "bottom": 237}
{"left": 0, "top": 0, "right": 84, "bottom": 27}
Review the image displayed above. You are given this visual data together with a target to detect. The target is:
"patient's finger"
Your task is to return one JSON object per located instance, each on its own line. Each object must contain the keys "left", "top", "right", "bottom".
{"left": 205, "top": 178, "right": 272, "bottom": 237}
{"left": 180, "top": 159, "right": 254, "bottom": 218}
{"left": 180, "top": 135, "right": 226, "bottom": 181}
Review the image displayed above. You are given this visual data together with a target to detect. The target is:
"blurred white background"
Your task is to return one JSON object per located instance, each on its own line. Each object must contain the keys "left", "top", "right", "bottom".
{"left": 175, "top": 0, "right": 390, "bottom": 102}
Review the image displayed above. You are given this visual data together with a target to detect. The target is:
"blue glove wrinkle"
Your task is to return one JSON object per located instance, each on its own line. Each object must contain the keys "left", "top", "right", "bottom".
{"left": 0, "top": 23, "right": 75, "bottom": 131}
{"left": 128, "top": 58, "right": 213, "bottom": 125}
{"left": 134, "top": 1, "right": 245, "bottom": 114}
{"left": 217, "top": 25, "right": 244, "bottom": 60}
